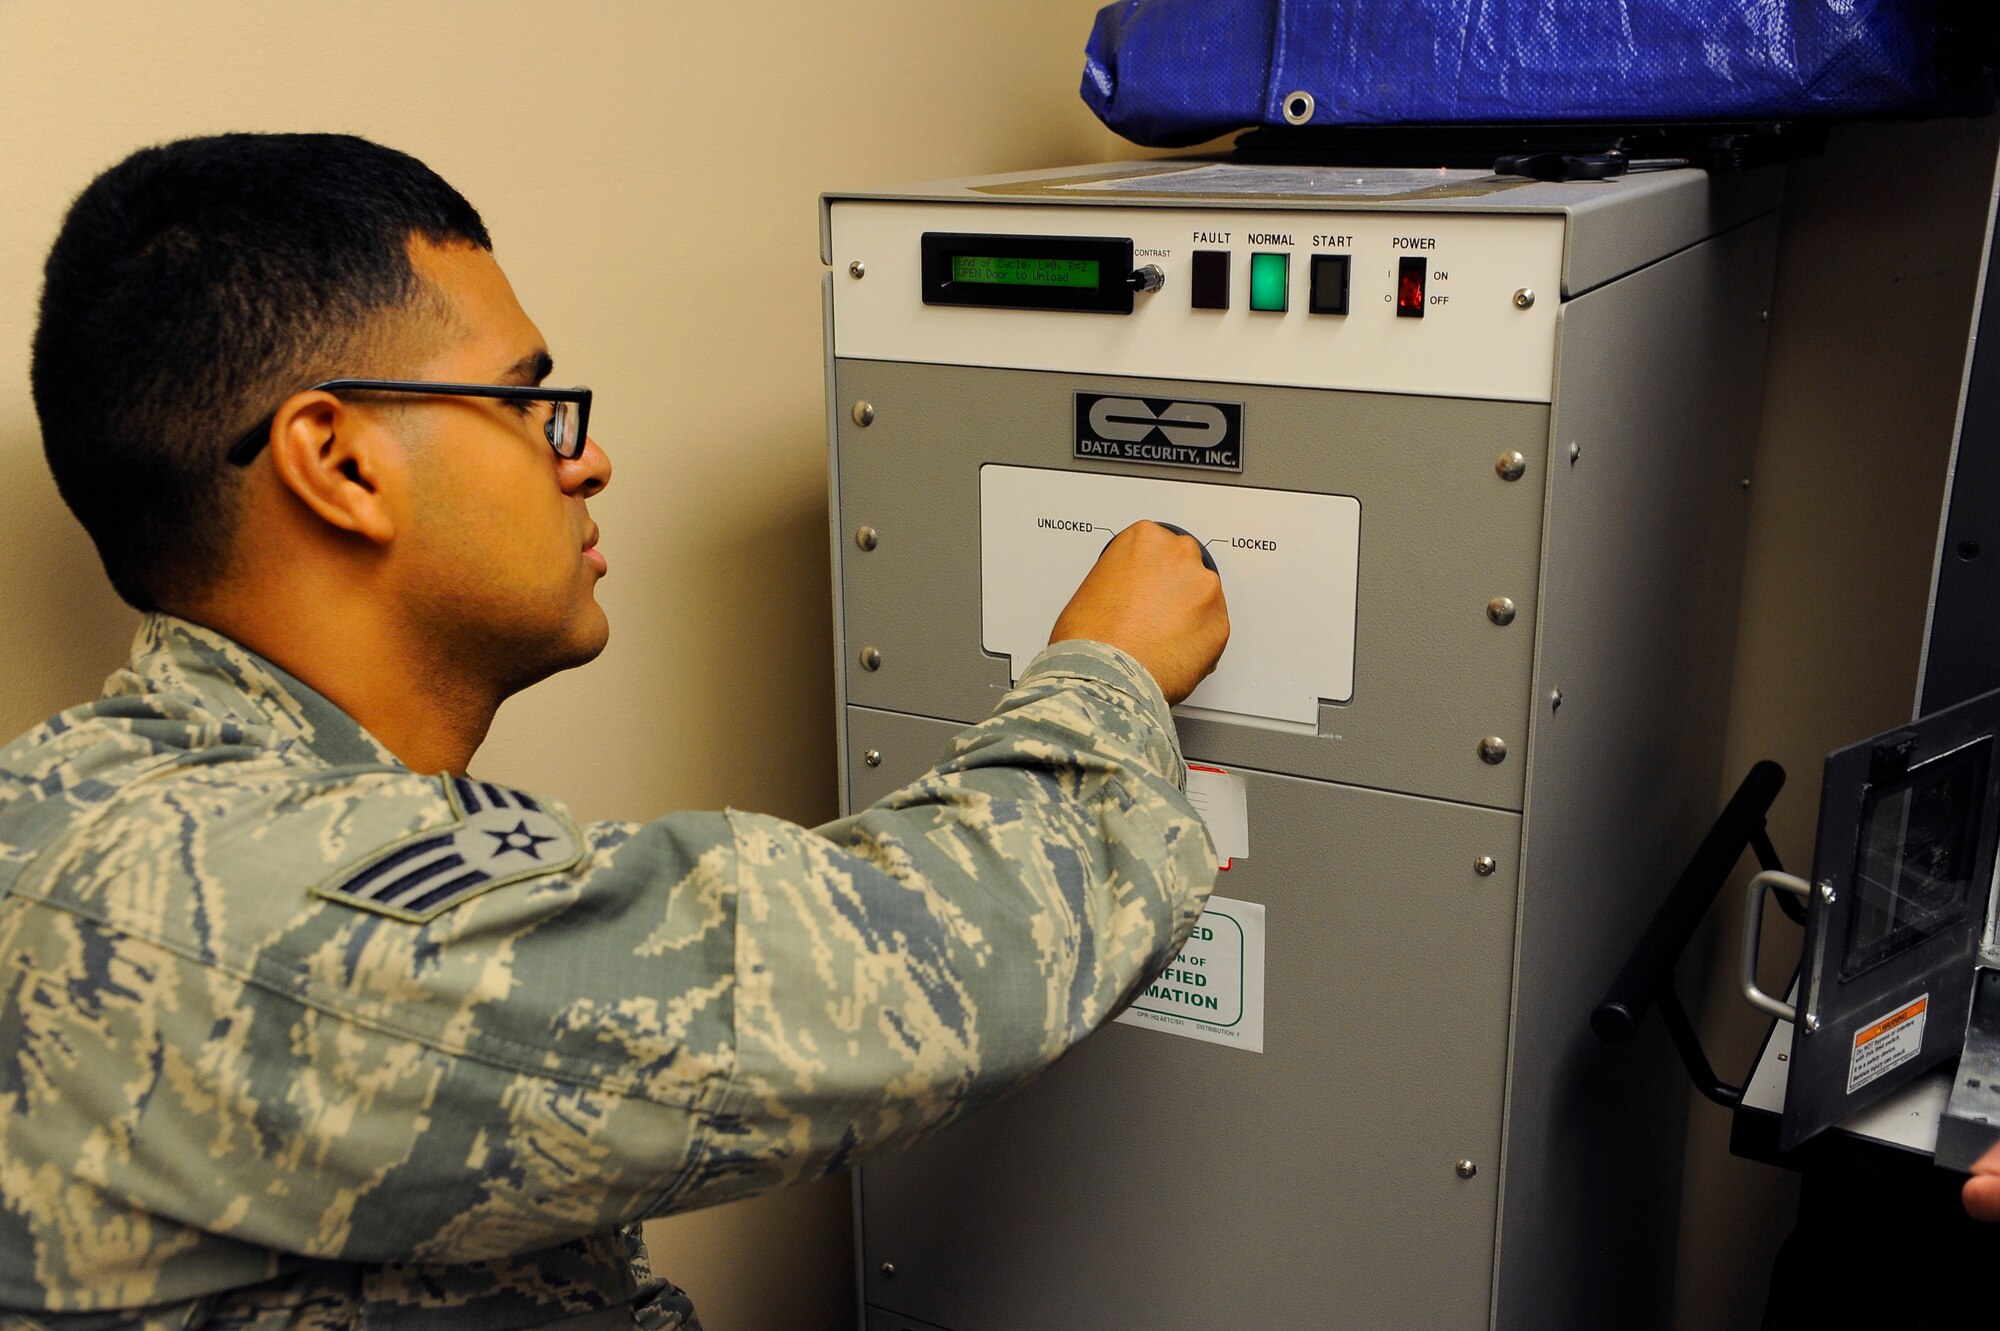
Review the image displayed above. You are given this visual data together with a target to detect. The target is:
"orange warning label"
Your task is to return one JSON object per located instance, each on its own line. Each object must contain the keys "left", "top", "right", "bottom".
{"left": 1847, "top": 993, "right": 1929, "bottom": 1095}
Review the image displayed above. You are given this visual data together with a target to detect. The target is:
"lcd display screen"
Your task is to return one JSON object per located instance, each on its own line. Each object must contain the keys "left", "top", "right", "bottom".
{"left": 1843, "top": 738, "right": 1990, "bottom": 978}
{"left": 950, "top": 255, "right": 1100, "bottom": 289}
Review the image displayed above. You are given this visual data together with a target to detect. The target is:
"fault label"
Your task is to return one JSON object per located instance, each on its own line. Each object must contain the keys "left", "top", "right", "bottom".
{"left": 1846, "top": 993, "right": 1929, "bottom": 1095}
{"left": 1115, "top": 894, "right": 1266, "bottom": 1053}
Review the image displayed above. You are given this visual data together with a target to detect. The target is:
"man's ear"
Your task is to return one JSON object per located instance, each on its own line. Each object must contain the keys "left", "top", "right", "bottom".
{"left": 264, "top": 392, "right": 398, "bottom": 545}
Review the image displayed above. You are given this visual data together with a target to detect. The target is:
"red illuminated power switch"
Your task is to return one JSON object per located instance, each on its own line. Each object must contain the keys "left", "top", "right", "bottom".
{"left": 1396, "top": 256, "right": 1427, "bottom": 317}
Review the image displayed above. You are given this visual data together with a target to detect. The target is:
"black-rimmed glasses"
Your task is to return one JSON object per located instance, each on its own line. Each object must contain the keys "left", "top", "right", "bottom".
{"left": 225, "top": 378, "right": 593, "bottom": 466}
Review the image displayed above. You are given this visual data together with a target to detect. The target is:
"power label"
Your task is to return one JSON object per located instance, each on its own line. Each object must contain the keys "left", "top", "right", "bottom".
{"left": 1846, "top": 993, "right": 1929, "bottom": 1095}
{"left": 1115, "top": 894, "right": 1266, "bottom": 1053}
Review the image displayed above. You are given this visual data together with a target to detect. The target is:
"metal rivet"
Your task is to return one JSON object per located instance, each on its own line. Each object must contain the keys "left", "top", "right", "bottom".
{"left": 1478, "top": 736, "right": 1508, "bottom": 765}
{"left": 1456, "top": 1159, "right": 1478, "bottom": 1179}
{"left": 863, "top": 748, "right": 882, "bottom": 767}
{"left": 849, "top": 260, "right": 866, "bottom": 279}
{"left": 1550, "top": 688, "right": 1563, "bottom": 711}
{"left": 1474, "top": 855, "right": 1497, "bottom": 877}
{"left": 855, "top": 526, "right": 879, "bottom": 551}
{"left": 1496, "top": 451, "right": 1526, "bottom": 482}
{"left": 1282, "top": 90, "right": 1315, "bottom": 125}
{"left": 1741, "top": 478, "right": 1752, "bottom": 491}
{"left": 852, "top": 401, "right": 875, "bottom": 427}
{"left": 1513, "top": 288, "right": 1535, "bottom": 310}
{"left": 1760, "top": 309, "right": 1770, "bottom": 323}
{"left": 1804, "top": 1014, "right": 1821, "bottom": 1033}
{"left": 880, "top": 1262, "right": 896, "bottom": 1278}
{"left": 1818, "top": 881, "right": 1836, "bottom": 905}
{"left": 860, "top": 647, "right": 882, "bottom": 671}
{"left": 1567, "top": 441, "right": 1581, "bottom": 466}
{"left": 1486, "top": 596, "right": 1516, "bottom": 626}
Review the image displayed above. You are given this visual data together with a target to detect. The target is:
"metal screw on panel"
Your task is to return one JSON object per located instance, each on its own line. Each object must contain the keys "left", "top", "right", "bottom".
{"left": 849, "top": 261, "right": 866, "bottom": 279}
{"left": 1804, "top": 1014, "right": 1821, "bottom": 1034}
{"left": 1550, "top": 688, "right": 1563, "bottom": 711}
{"left": 1741, "top": 478, "right": 1752, "bottom": 491}
{"left": 863, "top": 749, "right": 882, "bottom": 768}
{"left": 1474, "top": 856, "right": 1498, "bottom": 877}
{"left": 1478, "top": 736, "right": 1508, "bottom": 765}
{"left": 1496, "top": 451, "right": 1527, "bottom": 482}
{"left": 1567, "top": 441, "right": 1581, "bottom": 466}
{"left": 880, "top": 1263, "right": 896, "bottom": 1279}
{"left": 1760, "top": 309, "right": 1770, "bottom": 323}
{"left": 1819, "top": 880, "right": 1837, "bottom": 905}
{"left": 860, "top": 647, "right": 882, "bottom": 672}
{"left": 1513, "top": 288, "right": 1535, "bottom": 310}
{"left": 1486, "top": 596, "right": 1516, "bottom": 626}
{"left": 855, "top": 526, "right": 879, "bottom": 551}
{"left": 1456, "top": 1159, "right": 1479, "bottom": 1179}
{"left": 852, "top": 401, "right": 876, "bottom": 427}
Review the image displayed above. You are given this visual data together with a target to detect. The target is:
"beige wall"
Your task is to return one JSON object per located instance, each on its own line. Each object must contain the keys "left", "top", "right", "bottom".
{"left": 6, "top": 5, "right": 1999, "bottom": 1329}
{"left": 0, "top": 5, "right": 1117, "bottom": 1329}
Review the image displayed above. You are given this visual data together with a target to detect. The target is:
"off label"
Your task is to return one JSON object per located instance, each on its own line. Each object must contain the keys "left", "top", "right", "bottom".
{"left": 1115, "top": 894, "right": 1266, "bottom": 1053}
{"left": 1846, "top": 993, "right": 1928, "bottom": 1095}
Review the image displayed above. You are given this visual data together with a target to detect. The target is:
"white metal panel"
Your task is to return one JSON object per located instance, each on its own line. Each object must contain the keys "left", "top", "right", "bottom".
{"left": 830, "top": 201, "right": 1566, "bottom": 402}
{"left": 979, "top": 465, "right": 1360, "bottom": 725}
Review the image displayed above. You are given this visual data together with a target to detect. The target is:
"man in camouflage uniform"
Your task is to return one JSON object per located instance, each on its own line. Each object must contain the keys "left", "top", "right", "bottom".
{"left": 1, "top": 135, "right": 1227, "bottom": 1328}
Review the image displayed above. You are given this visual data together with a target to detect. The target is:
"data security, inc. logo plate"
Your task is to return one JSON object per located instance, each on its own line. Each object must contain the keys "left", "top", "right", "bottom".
{"left": 1074, "top": 393, "right": 1244, "bottom": 472}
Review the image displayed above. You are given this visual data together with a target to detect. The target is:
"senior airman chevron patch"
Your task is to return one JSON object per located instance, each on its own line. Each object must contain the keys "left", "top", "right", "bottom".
{"left": 312, "top": 776, "right": 584, "bottom": 922}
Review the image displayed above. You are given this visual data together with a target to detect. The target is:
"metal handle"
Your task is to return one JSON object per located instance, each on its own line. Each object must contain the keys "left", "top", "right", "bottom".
{"left": 1742, "top": 870, "right": 1811, "bottom": 1022}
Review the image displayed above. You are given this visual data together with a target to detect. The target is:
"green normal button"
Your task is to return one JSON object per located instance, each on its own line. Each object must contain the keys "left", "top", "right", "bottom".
{"left": 1248, "top": 251, "right": 1290, "bottom": 312}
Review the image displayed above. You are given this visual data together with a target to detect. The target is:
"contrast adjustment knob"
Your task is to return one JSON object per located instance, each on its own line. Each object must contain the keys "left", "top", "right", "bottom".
{"left": 1127, "top": 264, "right": 1166, "bottom": 293}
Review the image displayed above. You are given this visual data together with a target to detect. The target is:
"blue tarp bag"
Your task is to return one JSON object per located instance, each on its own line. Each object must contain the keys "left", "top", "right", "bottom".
{"left": 1082, "top": 0, "right": 1984, "bottom": 147}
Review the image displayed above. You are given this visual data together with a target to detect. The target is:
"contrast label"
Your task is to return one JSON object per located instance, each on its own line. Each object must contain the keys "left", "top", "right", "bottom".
{"left": 1185, "top": 763, "right": 1249, "bottom": 869}
{"left": 1846, "top": 993, "right": 1929, "bottom": 1095}
{"left": 1115, "top": 894, "right": 1266, "bottom": 1053}
{"left": 981, "top": 465, "right": 1360, "bottom": 725}
{"left": 1074, "top": 393, "right": 1243, "bottom": 472}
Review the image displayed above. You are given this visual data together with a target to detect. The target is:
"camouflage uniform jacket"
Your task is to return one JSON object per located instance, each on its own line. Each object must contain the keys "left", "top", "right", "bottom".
{"left": 0, "top": 616, "right": 1216, "bottom": 1329}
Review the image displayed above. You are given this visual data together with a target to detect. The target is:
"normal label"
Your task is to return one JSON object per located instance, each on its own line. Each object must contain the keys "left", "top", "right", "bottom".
{"left": 1115, "top": 894, "right": 1266, "bottom": 1053}
{"left": 1846, "top": 993, "right": 1929, "bottom": 1095}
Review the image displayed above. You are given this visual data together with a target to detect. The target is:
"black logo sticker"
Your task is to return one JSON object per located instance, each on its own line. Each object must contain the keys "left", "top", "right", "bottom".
{"left": 1073, "top": 393, "right": 1244, "bottom": 472}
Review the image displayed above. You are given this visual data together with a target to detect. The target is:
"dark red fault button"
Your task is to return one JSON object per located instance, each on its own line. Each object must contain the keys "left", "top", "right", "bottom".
{"left": 1396, "top": 256, "right": 1427, "bottom": 318}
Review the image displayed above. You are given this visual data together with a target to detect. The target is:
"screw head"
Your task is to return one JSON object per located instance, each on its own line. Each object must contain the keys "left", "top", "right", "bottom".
{"left": 1486, "top": 596, "right": 1517, "bottom": 626}
{"left": 1567, "top": 441, "right": 1581, "bottom": 466}
{"left": 1456, "top": 1159, "right": 1478, "bottom": 1179}
{"left": 1818, "top": 881, "right": 1837, "bottom": 905}
{"left": 1474, "top": 855, "right": 1498, "bottom": 877}
{"left": 852, "top": 401, "right": 875, "bottom": 427}
{"left": 849, "top": 260, "right": 867, "bottom": 279}
{"left": 1513, "top": 288, "right": 1535, "bottom": 310}
{"left": 855, "top": 526, "right": 879, "bottom": 551}
{"left": 859, "top": 647, "right": 882, "bottom": 672}
{"left": 1478, "top": 736, "right": 1508, "bottom": 765}
{"left": 1804, "top": 1014, "right": 1821, "bottom": 1033}
{"left": 1496, "top": 451, "right": 1527, "bottom": 482}
{"left": 880, "top": 1262, "right": 896, "bottom": 1278}
{"left": 1550, "top": 688, "right": 1563, "bottom": 711}
{"left": 863, "top": 748, "right": 882, "bottom": 767}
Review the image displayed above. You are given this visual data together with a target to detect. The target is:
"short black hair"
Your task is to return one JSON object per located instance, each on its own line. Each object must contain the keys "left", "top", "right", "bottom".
{"left": 30, "top": 132, "right": 492, "bottom": 610}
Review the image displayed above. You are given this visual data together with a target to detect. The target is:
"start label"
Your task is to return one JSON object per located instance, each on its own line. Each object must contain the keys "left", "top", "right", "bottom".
{"left": 1115, "top": 894, "right": 1266, "bottom": 1053}
{"left": 1846, "top": 993, "right": 1929, "bottom": 1095}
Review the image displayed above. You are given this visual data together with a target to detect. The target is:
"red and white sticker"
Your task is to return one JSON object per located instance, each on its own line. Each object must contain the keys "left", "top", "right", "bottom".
{"left": 1184, "top": 763, "right": 1249, "bottom": 870}
{"left": 1846, "top": 993, "right": 1929, "bottom": 1095}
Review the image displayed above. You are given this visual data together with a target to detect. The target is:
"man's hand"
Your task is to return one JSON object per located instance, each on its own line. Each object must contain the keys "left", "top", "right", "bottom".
{"left": 1048, "top": 520, "right": 1230, "bottom": 706}
{"left": 1965, "top": 1140, "right": 2000, "bottom": 1220}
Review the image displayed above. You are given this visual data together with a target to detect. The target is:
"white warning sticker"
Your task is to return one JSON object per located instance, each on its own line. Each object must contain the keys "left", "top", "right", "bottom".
{"left": 1115, "top": 895, "right": 1266, "bottom": 1054}
{"left": 1184, "top": 763, "right": 1248, "bottom": 870}
{"left": 1846, "top": 993, "right": 1929, "bottom": 1095}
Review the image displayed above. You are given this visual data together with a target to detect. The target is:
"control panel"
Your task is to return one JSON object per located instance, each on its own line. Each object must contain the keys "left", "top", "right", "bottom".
{"left": 831, "top": 201, "right": 1566, "bottom": 401}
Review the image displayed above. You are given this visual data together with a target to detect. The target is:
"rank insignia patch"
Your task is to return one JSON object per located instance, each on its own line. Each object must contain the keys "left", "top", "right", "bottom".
{"left": 313, "top": 776, "right": 584, "bottom": 922}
